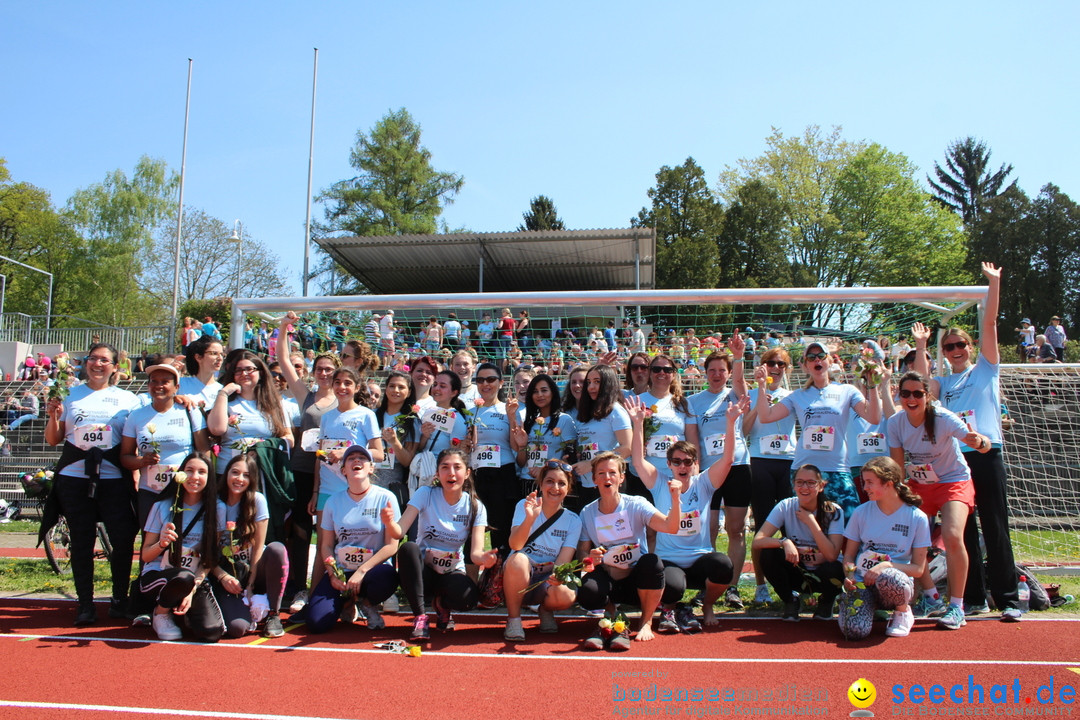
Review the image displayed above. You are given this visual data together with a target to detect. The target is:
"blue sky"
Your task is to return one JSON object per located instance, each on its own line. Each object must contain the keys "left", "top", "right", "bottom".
{"left": 5, "top": 2, "right": 1077, "bottom": 294}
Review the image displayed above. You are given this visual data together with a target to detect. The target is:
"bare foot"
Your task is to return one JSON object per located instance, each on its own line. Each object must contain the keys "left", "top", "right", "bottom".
{"left": 702, "top": 607, "right": 720, "bottom": 626}
{"left": 634, "top": 623, "right": 656, "bottom": 642}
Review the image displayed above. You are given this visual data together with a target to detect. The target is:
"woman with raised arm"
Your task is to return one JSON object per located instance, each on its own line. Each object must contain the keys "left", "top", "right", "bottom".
{"left": 44, "top": 342, "right": 141, "bottom": 626}
{"left": 628, "top": 395, "right": 744, "bottom": 629}
{"left": 753, "top": 342, "right": 885, "bottom": 520}
{"left": 751, "top": 464, "right": 845, "bottom": 622}
{"left": 576, "top": 452, "right": 683, "bottom": 650}
{"left": 911, "top": 262, "right": 1021, "bottom": 621}
{"left": 839, "top": 456, "right": 930, "bottom": 640}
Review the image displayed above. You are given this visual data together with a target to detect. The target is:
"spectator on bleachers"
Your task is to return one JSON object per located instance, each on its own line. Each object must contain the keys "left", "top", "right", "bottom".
{"left": 17, "top": 355, "right": 36, "bottom": 381}
{"left": 7, "top": 390, "right": 40, "bottom": 430}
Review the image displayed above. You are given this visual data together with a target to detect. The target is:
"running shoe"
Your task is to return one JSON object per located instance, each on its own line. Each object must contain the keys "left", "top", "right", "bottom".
{"left": 360, "top": 601, "right": 385, "bottom": 630}
{"left": 152, "top": 612, "right": 183, "bottom": 641}
{"left": 657, "top": 609, "right": 680, "bottom": 634}
{"left": 132, "top": 614, "right": 152, "bottom": 628}
{"left": 288, "top": 590, "right": 308, "bottom": 615}
{"left": 1001, "top": 607, "right": 1023, "bottom": 622}
{"left": 885, "top": 608, "right": 915, "bottom": 638}
{"left": 675, "top": 604, "right": 702, "bottom": 634}
{"left": 340, "top": 600, "right": 359, "bottom": 623}
{"left": 965, "top": 602, "right": 990, "bottom": 616}
{"left": 262, "top": 612, "right": 285, "bottom": 638}
{"left": 74, "top": 603, "right": 97, "bottom": 627}
{"left": 724, "top": 586, "right": 744, "bottom": 609}
{"left": 582, "top": 626, "right": 608, "bottom": 651}
{"left": 813, "top": 597, "right": 835, "bottom": 620}
{"left": 937, "top": 605, "right": 966, "bottom": 630}
{"left": 381, "top": 594, "right": 399, "bottom": 614}
{"left": 410, "top": 614, "right": 430, "bottom": 641}
{"left": 503, "top": 617, "right": 525, "bottom": 642}
{"left": 753, "top": 584, "right": 773, "bottom": 604}
{"left": 108, "top": 597, "right": 133, "bottom": 620}
{"left": 537, "top": 606, "right": 558, "bottom": 634}
{"left": 912, "top": 594, "right": 944, "bottom": 618}
{"left": 433, "top": 597, "right": 455, "bottom": 632}
{"left": 608, "top": 627, "right": 632, "bottom": 652}
{"left": 782, "top": 600, "right": 800, "bottom": 622}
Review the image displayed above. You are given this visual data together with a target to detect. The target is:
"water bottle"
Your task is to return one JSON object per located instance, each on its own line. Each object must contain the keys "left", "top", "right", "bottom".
{"left": 1017, "top": 575, "right": 1030, "bottom": 612}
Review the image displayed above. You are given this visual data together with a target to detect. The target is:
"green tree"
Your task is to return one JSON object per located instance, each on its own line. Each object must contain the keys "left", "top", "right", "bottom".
{"left": 65, "top": 156, "right": 178, "bottom": 326}
{"left": 971, "top": 185, "right": 1036, "bottom": 339}
{"left": 518, "top": 195, "right": 566, "bottom": 231}
{"left": 1029, "top": 184, "right": 1080, "bottom": 327}
{"left": 928, "top": 136, "right": 1015, "bottom": 227}
{"left": 319, "top": 108, "right": 464, "bottom": 240}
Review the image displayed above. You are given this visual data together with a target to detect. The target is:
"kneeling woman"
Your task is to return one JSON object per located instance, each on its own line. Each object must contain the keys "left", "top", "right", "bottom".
{"left": 576, "top": 452, "right": 683, "bottom": 650}
{"left": 839, "top": 456, "right": 931, "bottom": 640}
{"left": 392, "top": 448, "right": 498, "bottom": 641}
{"left": 139, "top": 452, "right": 226, "bottom": 642}
{"left": 502, "top": 461, "right": 583, "bottom": 641}
{"left": 752, "top": 464, "right": 845, "bottom": 622}
{"left": 213, "top": 455, "right": 290, "bottom": 639}
{"left": 307, "top": 445, "right": 401, "bottom": 633}
{"left": 627, "top": 395, "right": 745, "bottom": 630}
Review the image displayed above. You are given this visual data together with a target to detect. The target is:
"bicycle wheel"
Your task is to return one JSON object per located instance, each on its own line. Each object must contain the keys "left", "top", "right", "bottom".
{"left": 94, "top": 521, "right": 113, "bottom": 561}
{"left": 44, "top": 516, "right": 73, "bottom": 575}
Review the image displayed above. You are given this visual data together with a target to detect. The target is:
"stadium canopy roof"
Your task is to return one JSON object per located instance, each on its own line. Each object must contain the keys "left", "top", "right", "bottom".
{"left": 314, "top": 227, "right": 656, "bottom": 295}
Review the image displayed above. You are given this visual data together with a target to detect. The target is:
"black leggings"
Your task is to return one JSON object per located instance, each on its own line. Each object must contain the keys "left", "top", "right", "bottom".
{"left": 472, "top": 463, "right": 520, "bottom": 553}
{"left": 660, "top": 553, "right": 734, "bottom": 605}
{"left": 758, "top": 548, "right": 842, "bottom": 602}
{"left": 749, "top": 457, "right": 794, "bottom": 531}
{"left": 139, "top": 568, "right": 225, "bottom": 642}
{"left": 961, "top": 449, "right": 1019, "bottom": 610}
{"left": 214, "top": 542, "right": 290, "bottom": 638}
{"left": 285, "top": 469, "right": 315, "bottom": 594}
{"left": 398, "top": 541, "right": 479, "bottom": 616}
{"left": 577, "top": 554, "right": 665, "bottom": 610}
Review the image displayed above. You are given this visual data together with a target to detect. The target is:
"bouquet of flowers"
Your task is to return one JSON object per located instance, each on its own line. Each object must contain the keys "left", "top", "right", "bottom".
{"left": 521, "top": 556, "right": 597, "bottom": 593}
{"left": 19, "top": 467, "right": 55, "bottom": 499}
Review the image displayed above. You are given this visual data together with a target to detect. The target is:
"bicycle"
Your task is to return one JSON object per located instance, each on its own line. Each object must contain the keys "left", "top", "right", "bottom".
{"left": 43, "top": 516, "right": 113, "bottom": 575}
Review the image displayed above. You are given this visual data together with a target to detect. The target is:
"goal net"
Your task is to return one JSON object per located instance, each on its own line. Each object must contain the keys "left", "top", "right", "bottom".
{"left": 232, "top": 286, "right": 1079, "bottom": 566}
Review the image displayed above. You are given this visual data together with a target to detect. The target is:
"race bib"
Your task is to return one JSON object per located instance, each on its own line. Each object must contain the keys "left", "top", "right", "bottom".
{"left": 647, "top": 435, "right": 674, "bottom": 458}
{"left": 677, "top": 510, "right": 701, "bottom": 537}
{"left": 603, "top": 542, "right": 641, "bottom": 570}
{"left": 423, "top": 407, "right": 457, "bottom": 434}
{"left": 856, "top": 549, "right": 890, "bottom": 573}
{"left": 471, "top": 444, "right": 500, "bottom": 469}
{"left": 957, "top": 409, "right": 977, "bottom": 433}
{"left": 905, "top": 463, "right": 941, "bottom": 485}
{"left": 704, "top": 433, "right": 726, "bottom": 457}
{"left": 577, "top": 442, "right": 599, "bottom": 463}
{"left": 300, "top": 428, "right": 321, "bottom": 452}
{"left": 857, "top": 432, "right": 885, "bottom": 455}
{"left": 74, "top": 423, "right": 113, "bottom": 451}
{"left": 797, "top": 545, "right": 823, "bottom": 568}
{"left": 375, "top": 446, "right": 395, "bottom": 471}
{"left": 759, "top": 434, "right": 789, "bottom": 456}
{"left": 802, "top": 425, "right": 835, "bottom": 452}
{"left": 145, "top": 464, "right": 176, "bottom": 493}
{"left": 527, "top": 442, "right": 551, "bottom": 468}
{"left": 337, "top": 545, "right": 374, "bottom": 571}
{"left": 164, "top": 545, "right": 199, "bottom": 571}
{"left": 424, "top": 548, "right": 461, "bottom": 575}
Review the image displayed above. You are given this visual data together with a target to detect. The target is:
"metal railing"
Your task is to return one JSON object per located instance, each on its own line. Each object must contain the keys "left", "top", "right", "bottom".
{"left": 0, "top": 313, "right": 170, "bottom": 354}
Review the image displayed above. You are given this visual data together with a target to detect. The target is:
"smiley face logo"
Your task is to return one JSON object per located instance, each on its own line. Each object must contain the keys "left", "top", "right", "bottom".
{"left": 848, "top": 678, "right": 877, "bottom": 709}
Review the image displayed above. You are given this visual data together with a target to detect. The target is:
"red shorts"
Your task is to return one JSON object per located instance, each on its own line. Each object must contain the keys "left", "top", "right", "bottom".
{"left": 912, "top": 479, "right": 975, "bottom": 520}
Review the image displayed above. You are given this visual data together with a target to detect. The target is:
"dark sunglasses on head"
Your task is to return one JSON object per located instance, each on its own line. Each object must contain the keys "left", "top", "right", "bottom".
{"left": 668, "top": 457, "right": 694, "bottom": 467}
{"left": 651, "top": 366, "right": 674, "bottom": 374}
{"left": 765, "top": 360, "right": 788, "bottom": 368}
{"left": 898, "top": 389, "right": 926, "bottom": 399}
{"left": 804, "top": 352, "right": 828, "bottom": 361}
{"left": 544, "top": 459, "right": 574, "bottom": 473}
{"left": 942, "top": 340, "right": 969, "bottom": 352}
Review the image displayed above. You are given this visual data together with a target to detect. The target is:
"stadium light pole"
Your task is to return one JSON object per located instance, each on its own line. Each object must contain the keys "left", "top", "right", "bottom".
{"left": 229, "top": 220, "right": 243, "bottom": 298}
{"left": 170, "top": 58, "right": 193, "bottom": 352}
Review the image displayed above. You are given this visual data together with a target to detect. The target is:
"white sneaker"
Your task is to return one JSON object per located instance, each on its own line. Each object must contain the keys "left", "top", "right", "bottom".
{"left": 288, "top": 590, "right": 308, "bottom": 615}
{"left": 152, "top": 612, "right": 183, "bottom": 641}
{"left": 885, "top": 608, "right": 915, "bottom": 638}
{"left": 753, "top": 584, "right": 772, "bottom": 604}
{"left": 382, "top": 595, "right": 399, "bottom": 613}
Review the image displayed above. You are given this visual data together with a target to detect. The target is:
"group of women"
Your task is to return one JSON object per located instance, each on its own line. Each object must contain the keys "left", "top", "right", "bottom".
{"left": 42, "top": 262, "right": 1021, "bottom": 645}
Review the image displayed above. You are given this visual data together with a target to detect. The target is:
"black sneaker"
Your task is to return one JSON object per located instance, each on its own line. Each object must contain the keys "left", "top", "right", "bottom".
{"left": 657, "top": 609, "right": 680, "bottom": 634}
{"left": 813, "top": 597, "right": 835, "bottom": 620}
{"left": 75, "top": 603, "right": 97, "bottom": 627}
{"left": 724, "top": 586, "right": 744, "bottom": 609}
{"left": 433, "top": 597, "right": 455, "bottom": 632}
{"left": 675, "top": 604, "right": 702, "bottom": 634}
{"left": 262, "top": 612, "right": 284, "bottom": 638}
{"left": 782, "top": 600, "right": 800, "bottom": 622}
{"left": 108, "top": 597, "right": 133, "bottom": 620}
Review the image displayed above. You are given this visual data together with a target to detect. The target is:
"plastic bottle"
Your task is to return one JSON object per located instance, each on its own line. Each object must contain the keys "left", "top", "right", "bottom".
{"left": 1017, "top": 575, "right": 1030, "bottom": 612}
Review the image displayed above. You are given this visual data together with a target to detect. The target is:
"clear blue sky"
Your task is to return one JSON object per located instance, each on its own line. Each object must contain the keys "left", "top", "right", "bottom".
{"left": 5, "top": 2, "right": 1077, "bottom": 294}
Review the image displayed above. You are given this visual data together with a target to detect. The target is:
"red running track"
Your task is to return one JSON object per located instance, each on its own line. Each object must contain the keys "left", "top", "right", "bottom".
{"left": 2, "top": 598, "right": 1079, "bottom": 720}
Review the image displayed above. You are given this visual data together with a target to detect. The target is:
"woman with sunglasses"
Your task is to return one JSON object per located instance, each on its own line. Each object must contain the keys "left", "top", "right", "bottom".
{"left": 502, "top": 460, "right": 582, "bottom": 641}
{"left": 741, "top": 347, "right": 799, "bottom": 605}
{"left": 751, "top": 464, "right": 845, "bottom": 621}
{"left": 45, "top": 342, "right": 142, "bottom": 626}
{"left": 410, "top": 355, "right": 440, "bottom": 410}
{"left": 911, "top": 262, "right": 1022, "bottom": 622}
{"left": 887, "top": 370, "right": 991, "bottom": 630}
{"left": 753, "top": 341, "right": 883, "bottom": 520}
{"left": 468, "top": 363, "right": 520, "bottom": 553}
{"left": 180, "top": 335, "right": 225, "bottom": 409}
{"left": 274, "top": 312, "right": 341, "bottom": 615}
{"left": 634, "top": 354, "right": 699, "bottom": 494}
{"left": 688, "top": 339, "right": 753, "bottom": 609}
{"left": 623, "top": 352, "right": 652, "bottom": 398}
{"left": 208, "top": 350, "right": 292, "bottom": 474}
{"left": 628, "top": 395, "right": 745, "bottom": 630}
{"left": 576, "top": 452, "right": 684, "bottom": 649}
{"left": 573, "top": 364, "right": 632, "bottom": 512}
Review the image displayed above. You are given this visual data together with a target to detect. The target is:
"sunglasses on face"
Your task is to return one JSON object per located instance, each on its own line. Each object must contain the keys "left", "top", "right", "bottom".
{"left": 804, "top": 352, "right": 828, "bottom": 361}
{"left": 475, "top": 376, "right": 500, "bottom": 384}
{"left": 765, "top": 360, "right": 788, "bottom": 368}
{"left": 942, "top": 340, "right": 969, "bottom": 352}
{"left": 271, "top": 372, "right": 285, "bottom": 381}
{"left": 235, "top": 366, "right": 259, "bottom": 375}
{"left": 899, "top": 389, "right": 926, "bottom": 399}
{"left": 629, "top": 364, "right": 649, "bottom": 372}
{"left": 668, "top": 457, "right": 694, "bottom": 467}
{"left": 651, "top": 366, "right": 674, "bottom": 375}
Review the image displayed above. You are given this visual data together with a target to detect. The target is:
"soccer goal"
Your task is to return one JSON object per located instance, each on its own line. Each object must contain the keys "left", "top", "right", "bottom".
{"left": 231, "top": 285, "right": 1079, "bottom": 566}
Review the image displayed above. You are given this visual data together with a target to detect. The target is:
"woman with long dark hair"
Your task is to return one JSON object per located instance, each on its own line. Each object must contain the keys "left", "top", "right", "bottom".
{"left": 374, "top": 370, "right": 420, "bottom": 511}
{"left": 207, "top": 350, "right": 291, "bottom": 474}
{"left": 572, "top": 364, "right": 632, "bottom": 512}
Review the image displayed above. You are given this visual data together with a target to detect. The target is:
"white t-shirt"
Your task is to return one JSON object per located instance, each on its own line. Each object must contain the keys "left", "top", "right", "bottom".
{"left": 217, "top": 398, "right": 277, "bottom": 473}
{"left": 510, "top": 502, "right": 582, "bottom": 567}
{"left": 321, "top": 485, "right": 401, "bottom": 571}
{"left": 578, "top": 494, "right": 658, "bottom": 573}
{"left": 142, "top": 498, "right": 227, "bottom": 573}
{"left": 764, "top": 496, "right": 846, "bottom": 568}
{"left": 60, "top": 384, "right": 141, "bottom": 479}
{"left": 317, "top": 405, "right": 381, "bottom": 496}
{"left": 843, "top": 502, "right": 930, "bottom": 582}
{"left": 886, "top": 408, "right": 973, "bottom": 484}
{"left": 220, "top": 491, "right": 270, "bottom": 564}
{"left": 409, "top": 485, "right": 487, "bottom": 573}
{"left": 651, "top": 472, "right": 715, "bottom": 568}
{"left": 575, "top": 404, "right": 632, "bottom": 488}
{"left": 123, "top": 403, "right": 204, "bottom": 493}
